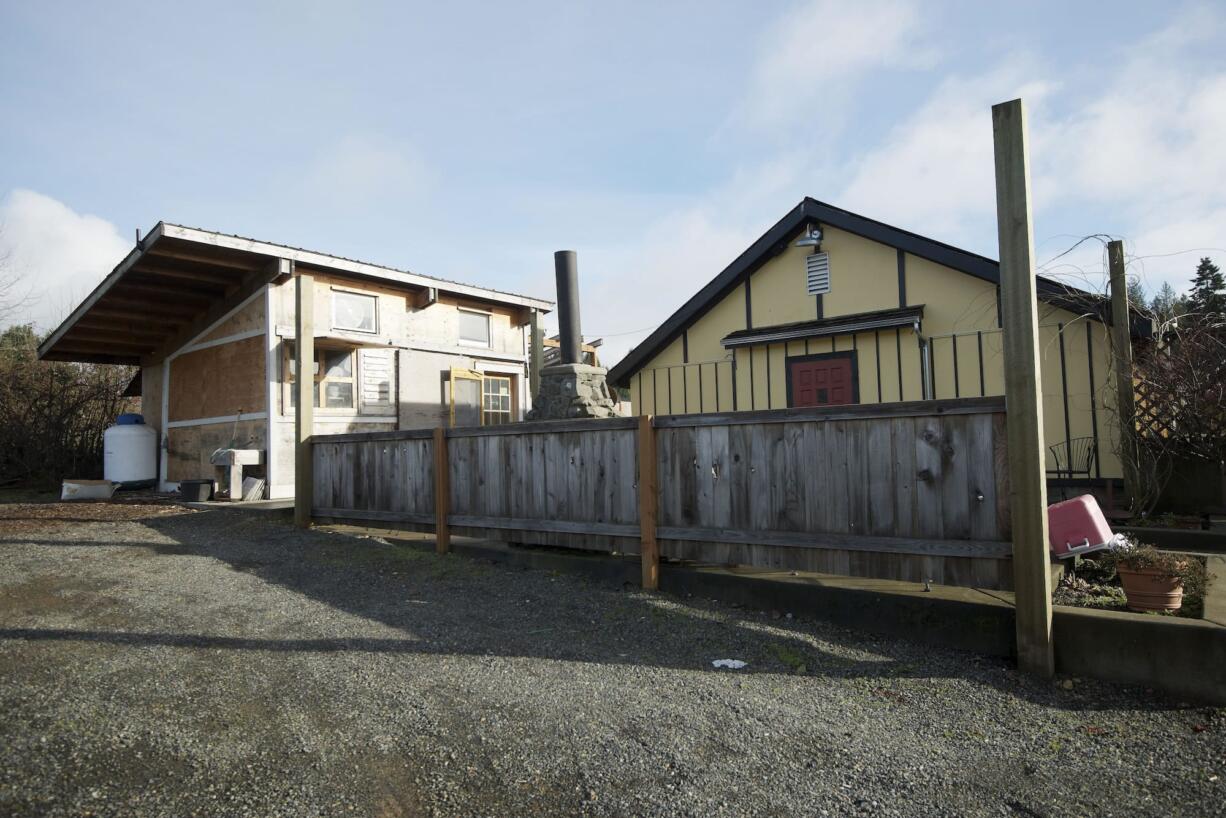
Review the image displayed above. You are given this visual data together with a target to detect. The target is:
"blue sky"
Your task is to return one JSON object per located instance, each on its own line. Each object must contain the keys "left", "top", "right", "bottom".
{"left": 2, "top": 1, "right": 1224, "bottom": 363}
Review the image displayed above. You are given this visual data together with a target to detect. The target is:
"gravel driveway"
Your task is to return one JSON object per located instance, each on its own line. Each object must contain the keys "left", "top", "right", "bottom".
{"left": 0, "top": 501, "right": 1222, "bottom": 817}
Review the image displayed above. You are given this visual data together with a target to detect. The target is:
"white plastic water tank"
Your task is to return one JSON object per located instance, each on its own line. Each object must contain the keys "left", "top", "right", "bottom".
{"left": 103, "top": 414, "right": 158, "bottom": 488}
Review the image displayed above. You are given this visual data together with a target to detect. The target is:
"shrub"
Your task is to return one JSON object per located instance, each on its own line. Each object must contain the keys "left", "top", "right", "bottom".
{"left": 0, "top": 324, "right": 136, "bottom": 487}
{"left": 1094, "top": 540, "right": 1210, "bottom": 616}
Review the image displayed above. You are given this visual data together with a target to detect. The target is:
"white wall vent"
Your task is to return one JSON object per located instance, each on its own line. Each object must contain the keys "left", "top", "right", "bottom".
{"left": 806, "top": 252, "right": 831, "bottom": 295}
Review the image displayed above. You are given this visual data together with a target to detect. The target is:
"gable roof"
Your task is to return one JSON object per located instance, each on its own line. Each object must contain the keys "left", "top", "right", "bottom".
{"left": 608, "top": 197, "right": 1147, "bottom": 387}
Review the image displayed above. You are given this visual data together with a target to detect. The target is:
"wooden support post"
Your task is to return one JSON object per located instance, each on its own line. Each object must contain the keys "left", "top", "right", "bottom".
{"left": 991, "top": 98, "right": 1054, "bottom": 677}
{"left": 637, "top": 415, "right": 659, "bottom": 589}
{"left": 529, "top": 308, "right": 543, "bottom": 408}
{"left": 293, "top": 267, "right": 314, "bottom": 529}
{"left": 433, "top": 427, "right": 450, "bottom": 554}
{"left": 1107, "top": 240, "right": 1137, "bottom": 509}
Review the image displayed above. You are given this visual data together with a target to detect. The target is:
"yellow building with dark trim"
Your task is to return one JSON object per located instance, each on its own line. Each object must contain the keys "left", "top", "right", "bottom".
{"left": 607, "top": 198, "right": 1150, "bottom": 484}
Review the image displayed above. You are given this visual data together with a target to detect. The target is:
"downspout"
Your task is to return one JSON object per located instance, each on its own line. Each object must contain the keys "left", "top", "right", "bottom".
{"left": 914, "top": 317, "right": 933, "bottom": 401}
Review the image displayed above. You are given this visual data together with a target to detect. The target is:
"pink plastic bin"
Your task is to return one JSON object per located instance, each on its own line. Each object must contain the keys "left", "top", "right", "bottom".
{"left": 1047, "top": 494, "right": 1115, "bottom": 559}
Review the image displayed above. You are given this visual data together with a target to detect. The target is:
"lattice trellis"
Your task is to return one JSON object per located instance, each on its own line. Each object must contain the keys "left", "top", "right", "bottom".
{"left": 1131, "top": 338, "right": 1226, "bottom": 460}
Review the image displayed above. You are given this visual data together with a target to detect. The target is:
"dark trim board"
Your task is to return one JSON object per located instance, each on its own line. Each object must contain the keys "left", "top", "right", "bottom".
{"left": 607, "top": 196, "right": 1151, "bottom": 388}
{"left": 783, "top": 349, "right": 860, "bottom": 408}
{"left": 897, "top": 248, "right": 907, "bottom": 307}
{"left": 652, "top": 395, "right": 1004, "bottom": 428}
{"left": 722, "top": 305, "right": 924, "bottom": 349}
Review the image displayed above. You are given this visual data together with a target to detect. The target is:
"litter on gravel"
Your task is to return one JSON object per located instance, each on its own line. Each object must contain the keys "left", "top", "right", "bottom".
{"left": 711, "top": 659, "right": 748, "bottom": 669}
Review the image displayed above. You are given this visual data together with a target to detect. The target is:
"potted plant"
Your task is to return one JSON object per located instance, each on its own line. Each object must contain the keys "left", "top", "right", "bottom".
{"left": 1099, "top": 539, "right": 1208, "bottom": 614}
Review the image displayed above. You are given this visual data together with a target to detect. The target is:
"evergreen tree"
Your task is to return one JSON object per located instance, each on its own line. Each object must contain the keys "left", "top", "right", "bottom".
{"left": 1126, "top": 278, "right": 1146, "bottom": 308}
{"left": 1187, "top": 256, "right": 1226, "bottom": 319}
{"left": 1150, "top": 282, "right": 1181, "bottom": 323}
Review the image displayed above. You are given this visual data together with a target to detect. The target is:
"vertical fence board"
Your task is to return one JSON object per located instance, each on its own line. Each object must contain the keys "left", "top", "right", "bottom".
{"left": 308, "top": 402, "right": 1013, "bottom": 588}
{"left": 940, "top": 416, "right": 972, "bottom": 540}
{"left": 708, "top": 424, "right": 732, "bottom": 530}
{"left": 867, "top": 419, "right": 896, "bottom": 536}
{"left": 891, "top": 418, "right": 917, "bottom": 537}
{"left": 914, "top": 416, "right": 944, "bottom": 538}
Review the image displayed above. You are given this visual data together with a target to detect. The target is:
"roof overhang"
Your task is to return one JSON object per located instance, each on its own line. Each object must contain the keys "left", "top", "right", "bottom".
{"left": 721, "top": 305, "right": 925, "bottom": 349}
{"left": 37, "top": 222, "right": 554, "bottom": 366}
{"left": 607, "top": 197, "right": 1153, "bottom": 387}
{"left": 37, "top": 224, "right": 289, "bottom": 365}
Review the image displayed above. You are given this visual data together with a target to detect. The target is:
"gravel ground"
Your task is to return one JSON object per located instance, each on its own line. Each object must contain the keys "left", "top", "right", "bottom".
{"left": 0, "top": 501, "right": 1223, "bottom": 818}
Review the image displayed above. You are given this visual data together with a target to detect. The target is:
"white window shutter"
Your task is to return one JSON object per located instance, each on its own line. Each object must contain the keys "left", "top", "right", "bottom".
{"left": 359, "top": 348, "right": 394, "bottom": 414}
{"left": 806, "top": 252, "right": 831, "bottom": 295}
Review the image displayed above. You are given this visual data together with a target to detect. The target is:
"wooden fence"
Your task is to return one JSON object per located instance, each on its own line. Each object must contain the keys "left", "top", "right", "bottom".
{"left": 312, "top": 396, "right": 1014, "bottom": 589}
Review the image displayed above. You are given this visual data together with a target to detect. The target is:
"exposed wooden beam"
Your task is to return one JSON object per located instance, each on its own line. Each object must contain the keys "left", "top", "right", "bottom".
{"left": 638, "top": 415, "right": 659, "bottom": 590}
{"left": 60, "top": 331, "right": 165, "bottom": 347}
{"left": 150, "top": 259, "right": 286, "bottom": 364}
{"left": 125, "top": 272, "right": 230, "bottom": 297}
{"left": 97, "top": 295, "right": 200, "bottom": 316}
{"left": 529, "top": 309, "right": 542, "bottom": 406}
{"left": 160, "top": 223, "right": 554, "bottom": 312}
{"left": 75, "top": 322, "right": 174, "bottom": 339}
{"left": 1107, "top": 241, "right": 1137, "bottom": 509}
{"left": 992, "top": 97, "right": 1054, "bottom": 678}
{"left": 55, "top": 341, "right": 158, "bottom": 355}
{"left": 146, "top": 245, "right": 263, "bottom": 271}
{"left": 295, "top": 266, "right": 314, "bottom": 529}
{"left": 432, "top": 426, "right": 450, "bottom": 553}
{"left": 131, "top": 263, "right": 240, "bottom": 287}
{"left": 109, "top": 282, "right": 216, "bottom": 305}
{"left": 86, "top": 307, "right": 192, "bottom": 325}
{"left": 410, "top": 286, "right": 438, "bottom": 309}
{"left": 36, "top": 222, "right": 166, "bottom": 361}
{"left": 41, "top": 351, "right": 141, "bottom": 365}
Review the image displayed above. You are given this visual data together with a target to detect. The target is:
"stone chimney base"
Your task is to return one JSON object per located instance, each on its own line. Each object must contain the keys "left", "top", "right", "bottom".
{"left": 528, "top": 363, "right": 618, "bottom": 420}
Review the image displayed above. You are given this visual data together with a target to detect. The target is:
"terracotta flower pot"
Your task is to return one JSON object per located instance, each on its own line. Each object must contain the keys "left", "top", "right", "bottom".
{"left": 1117, "top": 566, "right": 1184, "bottom": 613}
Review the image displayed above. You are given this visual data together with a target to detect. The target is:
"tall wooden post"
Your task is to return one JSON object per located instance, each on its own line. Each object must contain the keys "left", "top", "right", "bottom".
{"left": 1107, "top": 241, "right": 1137, "bottom": 508}
{"left": 293, "top": 267, "right": 314, "bottom": 529}
{"left": 433, "top": 427, "right": 450, "bottom": 554}
{"left": 991, "top": 98, "right": 1054, "bottom": 677}
{"left": 529, "top": 308, "right": 543, "bottom": 409}
{"left": 637, "top": 415, "right": 659, "bottom": 590}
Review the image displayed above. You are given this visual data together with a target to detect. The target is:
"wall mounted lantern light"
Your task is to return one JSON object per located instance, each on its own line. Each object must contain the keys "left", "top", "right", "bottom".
{"left": 794, "top": 225, "right": 823, "bottom": 248}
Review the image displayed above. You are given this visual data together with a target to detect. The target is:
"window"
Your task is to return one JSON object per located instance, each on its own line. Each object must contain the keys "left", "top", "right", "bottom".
{"left": 482, "top": 375, "right": 512, "bottom": 425}
{"left": 332, "top": 290, "right": 378, "bottom": 333}
{"left": 284, "top": 343, "right": 356, "bottom": 410}
{"left": 458, "top": 309, "right": 491, "bottom": 347}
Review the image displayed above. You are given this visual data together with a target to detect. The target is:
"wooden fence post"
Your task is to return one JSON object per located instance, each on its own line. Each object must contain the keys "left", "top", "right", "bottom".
{"left": 1107, "top": 240, "right": 1137, "bottom": 508}
{"left": 529, "top": 308, "right": 543, "bottom": 408}
{"left": 433, "top": 427, "right": 450, "bottom": 554}
{"left": 293, "top": 266, "right": 314, "bottom": 529}
{"left": 638, "top": 415, "right": 659, "bottom": 590}
{"left": 992, "top": 98, "right": 1054, "bottom": 677}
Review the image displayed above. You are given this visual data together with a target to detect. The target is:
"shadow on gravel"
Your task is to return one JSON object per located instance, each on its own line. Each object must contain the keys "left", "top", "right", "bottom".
{"left": 0, "top": 628, "right": 425, "bottom": 653}
{"left": 1, "top": 505, "right": 1187, "bottom": 713}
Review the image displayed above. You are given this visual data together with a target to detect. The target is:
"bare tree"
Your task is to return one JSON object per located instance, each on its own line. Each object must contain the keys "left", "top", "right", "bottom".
{"left": 0, "top": 227, "right": 33, "bottom": 327}
{"left": 1115, "top": 311, "right": 1226, "bottom": 515}
{"left": 0, "top": 324, "right": 136, "bottom": 486}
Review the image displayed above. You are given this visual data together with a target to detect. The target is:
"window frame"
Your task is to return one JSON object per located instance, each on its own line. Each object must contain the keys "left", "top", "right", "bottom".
{"left": 480, "top": 374, "right": 513, "bottom": 425}
{"left": 282, "top": 341, "right": 359, "bottom": 415}
{"left": 331, "top": 288, "right": 379, "bottom": 335}
{"left": 457, "top": 307, "right": 492, "bottom": 348}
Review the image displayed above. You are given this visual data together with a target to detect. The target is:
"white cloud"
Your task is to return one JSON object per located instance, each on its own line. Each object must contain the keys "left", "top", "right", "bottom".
{"left": 737, "top": 0, "right": 936, "bottom": 132}
{"left": 830, "top": 5, "right": 1226, "bottom": 299}
{"left": 0, "top": 189, "right": 131, "bottom": 331}
{"left": 837, "top": 62, "right": 1054, "bottom": 244}
{"left": 585, "top": 155, "right": 811, "bottom": 365}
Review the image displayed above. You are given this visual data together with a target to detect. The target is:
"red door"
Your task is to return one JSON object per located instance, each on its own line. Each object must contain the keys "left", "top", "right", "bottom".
{"left": 788, "top": 354, "right": 857, "bottom": 407}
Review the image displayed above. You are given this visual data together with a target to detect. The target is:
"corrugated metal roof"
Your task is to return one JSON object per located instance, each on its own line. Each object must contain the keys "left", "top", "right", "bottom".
{"left": 161, "top": 222, "right": 549, "bottom": 306}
